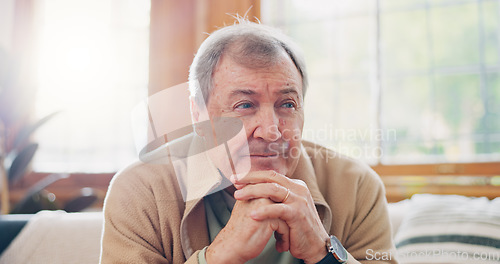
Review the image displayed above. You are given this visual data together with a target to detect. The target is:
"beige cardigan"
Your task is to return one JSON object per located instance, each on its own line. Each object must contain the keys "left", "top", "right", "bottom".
{"left": 100, "top": 136, "right": 397, "bottom": 264}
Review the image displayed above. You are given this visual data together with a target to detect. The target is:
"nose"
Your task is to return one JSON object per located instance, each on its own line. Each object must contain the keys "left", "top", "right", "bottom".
{"left": 252, "top": 105, "right": 281, "bottom": 142}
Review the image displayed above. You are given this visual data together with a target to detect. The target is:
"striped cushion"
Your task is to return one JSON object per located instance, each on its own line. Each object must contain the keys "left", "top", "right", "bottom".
{"left": 394, "top": 194, "right": 500, "bottom": 264}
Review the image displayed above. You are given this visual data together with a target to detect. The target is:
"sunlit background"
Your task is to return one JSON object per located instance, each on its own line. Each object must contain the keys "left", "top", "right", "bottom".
{"left": 32, "top": 0, "right": 149, "bottom": 172}
{"left": 0, "top": 0, "right": 499, "bottom": 173}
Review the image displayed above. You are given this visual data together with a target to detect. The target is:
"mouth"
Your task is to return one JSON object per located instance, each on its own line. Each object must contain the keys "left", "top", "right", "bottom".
{"left": 249, "top": 153, "right": 280, "bottom": 158}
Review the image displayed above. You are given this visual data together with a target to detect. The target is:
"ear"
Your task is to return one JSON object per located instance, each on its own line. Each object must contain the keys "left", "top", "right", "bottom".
{"left": 190, "top": 96, "right": 209, "bottom": 136}
{"left": 189, "top": 96, "right": 200, "bottom": 123}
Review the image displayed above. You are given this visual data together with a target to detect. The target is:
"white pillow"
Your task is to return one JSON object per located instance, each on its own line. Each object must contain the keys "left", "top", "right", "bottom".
{"left": 388, "top": 199, "right": 410, "bottom": 238}
{"left": 394, "top": 194, "right": 500, "bottom": 264}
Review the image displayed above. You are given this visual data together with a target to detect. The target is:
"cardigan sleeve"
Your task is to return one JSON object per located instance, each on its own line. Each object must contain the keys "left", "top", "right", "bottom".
{"left": 346, "top": 169, "right": 398, "bottom": 264}
{"left": 100, "top": 167, "right": 170, "bottom": 263}
{"left": 100, "top": 163, "right": 203, "bottom": 264}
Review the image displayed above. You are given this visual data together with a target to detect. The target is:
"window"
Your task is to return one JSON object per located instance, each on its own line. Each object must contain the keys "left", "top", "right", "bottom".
{"left": 261, "top": 0, "right": 500, "bottom": 165}
{"left": 33, "top": 0, "right": 150, "bottom": 172}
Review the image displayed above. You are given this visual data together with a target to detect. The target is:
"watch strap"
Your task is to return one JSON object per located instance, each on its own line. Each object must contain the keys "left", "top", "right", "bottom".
{"left": 316, "top": 252, "right": 342, "bottom": 264}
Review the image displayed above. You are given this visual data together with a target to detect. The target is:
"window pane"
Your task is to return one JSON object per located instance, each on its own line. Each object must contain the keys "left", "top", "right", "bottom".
{"left": 487, "top": 73, "right": 500, "bottom": 127}
{"left": 482, "top": 0, "right": 500, "bottom": 66}
{"left": 431, "top": 3, "right": 480, "bottom": 68}
{"left": 290, "top": 21, "right": 335, "bottom": 77}
{"left": 261, "top": 0, "right": 336, "bottom": 25}
{"left": 262, "top": 0, "right": 374, "bottom": 20}
{"left": 382, "top": 76, "right": 432, "bottom": 163}
{"left": 303, "top": 77, "right": 336, "bottom": 146}
{"left": 332, "top": 0, "right": 375, "bottom": 15}
{"left": 430, "top": 0, "right": 477, "bottom": 5}
{"left": 478, "top": 73, "right": 500, "bottom": 157}
{"left": 304, "top": 78, "right": 377, "bottom": 163}
{"left": 381, "top": 0, "right": 424, "bottom": 11}
{"left": 433, "top": 74, "right": 483, "bottom": 162}
{"left": 333, "top": 15, "right": 375, "bottom": 77}
{"left": 381, "top": 9, "right": 429, "bottom": 74}
{"left": 335, "top": 79, "right": 378, "bottom": 163}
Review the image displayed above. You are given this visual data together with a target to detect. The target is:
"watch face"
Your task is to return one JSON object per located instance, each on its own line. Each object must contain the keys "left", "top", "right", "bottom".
{"left": 330, "top": 236, "right": 348, "bottom": 262}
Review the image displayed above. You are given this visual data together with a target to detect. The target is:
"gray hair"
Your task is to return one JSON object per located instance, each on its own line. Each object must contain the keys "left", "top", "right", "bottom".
{"left": 188, "top": 20, "right": 308, "bottom": 105}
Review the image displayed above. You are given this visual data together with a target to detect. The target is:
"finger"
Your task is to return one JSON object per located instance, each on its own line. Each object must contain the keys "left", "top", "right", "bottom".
{"left": 271, "top": 220, "right": 290, "bottom": 253}
{"left": 251, "top": 203, "right": 293, "bottom": 222}
{"left": 233, "top": 183, "right": 246, "bottom": 190}
{"left": 230, "top": 174, "right": 252, "bottom": 190}
{"left": 234, "top": 183, "right": 291, "bottom": 203}
{"left": 235, "top": 170, "right": 292, "bottom": 187}
{"left": 230, "top": 173, "right": 247, "bottom": 184}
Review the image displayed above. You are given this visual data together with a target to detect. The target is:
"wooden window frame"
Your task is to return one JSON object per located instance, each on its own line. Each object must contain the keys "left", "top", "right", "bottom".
{"left": 372, "top": 162, "right": 500, "bottom": 202}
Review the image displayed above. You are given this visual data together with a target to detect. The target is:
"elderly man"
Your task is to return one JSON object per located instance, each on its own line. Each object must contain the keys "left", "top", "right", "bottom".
{"left": 100, "top": 20, "right": 397, "bottom": 264}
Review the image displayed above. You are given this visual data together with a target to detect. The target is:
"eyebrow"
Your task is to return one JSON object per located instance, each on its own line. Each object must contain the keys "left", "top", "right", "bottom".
{"left": 278, "top": 88, "right": 299, "bottom": 97}
{"left": 229, "top": 89, "right": 256, "bottom": 97}
{"left": 229, "top": 87, "right": 300, "bottom": 98}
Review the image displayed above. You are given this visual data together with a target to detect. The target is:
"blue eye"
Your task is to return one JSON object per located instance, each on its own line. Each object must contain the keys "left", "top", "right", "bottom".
{"left": 236, "top": 102, "right": 253, "bottom": 109}
{"left": 282, "top": 102, "right": 295, "bottom": 108}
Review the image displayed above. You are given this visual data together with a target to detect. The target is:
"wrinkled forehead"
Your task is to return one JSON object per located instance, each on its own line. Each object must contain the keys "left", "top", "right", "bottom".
{"left": 212, "top": 52, "right": 303, "bottom": 97}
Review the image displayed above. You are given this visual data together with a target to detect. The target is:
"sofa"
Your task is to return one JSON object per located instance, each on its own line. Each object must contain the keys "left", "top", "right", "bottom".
{"left": 0, "top": 194, "right": 499, "bottom": 264}
{"left": 0, "top": 211, "right": 103, "bottom": 264}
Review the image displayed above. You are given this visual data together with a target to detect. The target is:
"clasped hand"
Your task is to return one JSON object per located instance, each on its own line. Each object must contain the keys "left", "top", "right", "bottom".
{"left": 205, "top": 171, "right": 329, "bottom": 264}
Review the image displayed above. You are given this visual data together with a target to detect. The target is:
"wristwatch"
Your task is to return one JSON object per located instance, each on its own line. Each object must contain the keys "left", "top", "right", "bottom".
{"left": 317, "top": 235, "right": 348, "bottom": 264}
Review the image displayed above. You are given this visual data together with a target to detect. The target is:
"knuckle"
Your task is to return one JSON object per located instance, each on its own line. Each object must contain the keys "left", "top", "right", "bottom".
{"left": 271, "top": 182, "right": 281, "bottom": 192}
{"left": 254, "top": 197, "right": 272, "bottom": 206}
{"left": 293, "top": 180, "right": 309, "bottom": 194}
{"left": 294, "top": 179, "right": 307, "bottom": 188}
{"left": 283, "top": 204, "right": 293, "bottom": 216}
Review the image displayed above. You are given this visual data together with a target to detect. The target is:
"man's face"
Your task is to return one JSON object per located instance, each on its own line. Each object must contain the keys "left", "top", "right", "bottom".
{"left": 205, "top": 51, "right": 304, "bottom": 177}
